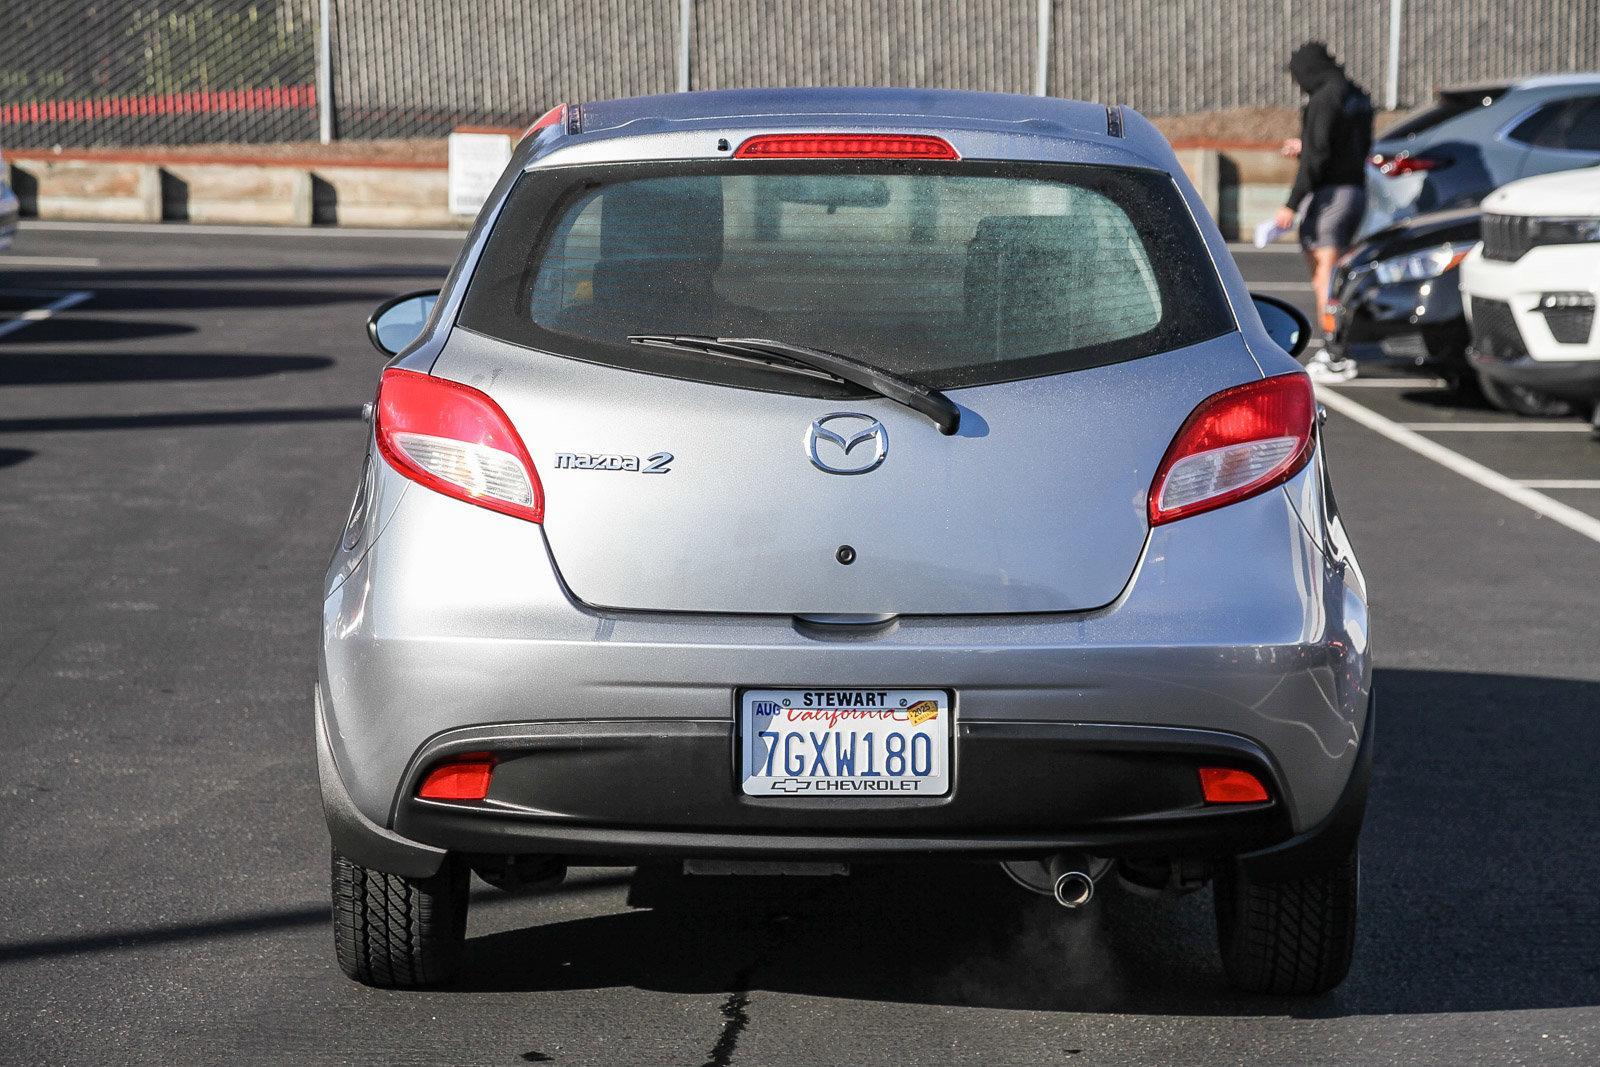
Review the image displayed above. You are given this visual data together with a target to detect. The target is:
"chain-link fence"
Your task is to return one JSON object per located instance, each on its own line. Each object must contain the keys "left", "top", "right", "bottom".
{"left": 1, "top": 0, "right": 317, "bottom": 148}
{"left": 4, "top": 1, "right": 1599, "bottom": 149}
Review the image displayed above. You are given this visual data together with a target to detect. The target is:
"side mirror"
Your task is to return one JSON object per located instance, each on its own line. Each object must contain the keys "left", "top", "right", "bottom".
{"left": 367, "top": 290, "right": 440, "bottom": 356}
{"left": 1249, "top": 293, "right": 1312, "bottom": 359}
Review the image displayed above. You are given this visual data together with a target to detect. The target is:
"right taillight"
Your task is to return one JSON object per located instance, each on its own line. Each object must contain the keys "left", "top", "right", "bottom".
{"left": 374, "top": 368, "right": 544, "bottom": 523}
{"left": 1148, "top": 373, "right": 1316, "bottom": 526}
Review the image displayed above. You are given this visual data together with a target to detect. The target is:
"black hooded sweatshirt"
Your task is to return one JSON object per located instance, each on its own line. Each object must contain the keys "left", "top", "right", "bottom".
{"left": 1286, "top": 43, "right": 1374, "bottom": 208}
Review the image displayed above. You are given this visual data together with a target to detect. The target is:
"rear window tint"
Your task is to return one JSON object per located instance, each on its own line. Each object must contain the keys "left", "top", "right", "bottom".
{"left": 460, "top": 159, "right": 1233, "bottom": 393}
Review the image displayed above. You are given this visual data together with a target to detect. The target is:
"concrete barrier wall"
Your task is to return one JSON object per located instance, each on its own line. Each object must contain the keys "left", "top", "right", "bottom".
{"left": 310, "top": 166, "right": 458, "bottom": 228}
{"left": 9, "top": 149, "right": 1292, "bottom": 240}
{"left": 9, "top": 159, "right": 161, "bottom": 222}
{"left": 161, "top": 164, "right": 313, "bottom": 226}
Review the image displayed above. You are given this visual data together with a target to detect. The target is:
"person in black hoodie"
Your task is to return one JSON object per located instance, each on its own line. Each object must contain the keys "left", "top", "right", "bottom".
{"left": 1274, "top": 42, "right": 1374, "bottom": 379}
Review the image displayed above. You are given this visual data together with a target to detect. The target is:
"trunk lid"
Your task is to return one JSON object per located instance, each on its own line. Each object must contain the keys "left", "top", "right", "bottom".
{"left": 435, "top": 328, "right": 1261, "bottom": 615}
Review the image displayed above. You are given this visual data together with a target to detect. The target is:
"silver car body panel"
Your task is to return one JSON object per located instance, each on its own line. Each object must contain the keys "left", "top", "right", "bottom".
{"left": 323, "top": 87, "right": 1366, "bottom": 860}
{"left": 320, "top": 453, "right": 1367, "bottom": 836}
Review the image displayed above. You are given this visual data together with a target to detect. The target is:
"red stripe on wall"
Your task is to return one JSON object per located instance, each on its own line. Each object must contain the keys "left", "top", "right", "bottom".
{"left": 1, "top": 85, "right": 317, "bottom": 124}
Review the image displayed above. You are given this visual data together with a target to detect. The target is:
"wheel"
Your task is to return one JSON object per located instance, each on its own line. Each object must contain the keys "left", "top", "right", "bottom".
{"left": 1477, "top": 374, "right": 1574, "bottom": 418}
{"left": 332, "top": 849, "right": 469, "bottom": 987}
{"left": 1214, "top": 842, "right": 1358, "bottom": 995}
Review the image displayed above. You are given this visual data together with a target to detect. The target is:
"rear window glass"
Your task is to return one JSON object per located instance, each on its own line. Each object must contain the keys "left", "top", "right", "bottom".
{"left": 460, "top": 159, "right": 1233, "bottom": 393}
{"left": 1384, "top": 88, "right": 1505, "bottom": 142}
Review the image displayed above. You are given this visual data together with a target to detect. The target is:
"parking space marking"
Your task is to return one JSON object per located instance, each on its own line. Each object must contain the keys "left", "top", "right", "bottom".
{"left": 1519, "top": 479, "right": 1600, "bottom": 489}
{"left": 1227, "top": 242, "right": 1303, "bottom": 253}
{"left": 1399, "top": 422, "right": 1593, "bottom": 433}
{"left": 1334, "top": 377, "right": 1440, "bottom": 388}
{"left": 1318, "top": 386, "right": 1600, "bottom": 546}
{"left": 1, "top": 255, "right": 102, "bottom": 268}
{"left": 0, "top": 289, "right": 93, "bottom": 340}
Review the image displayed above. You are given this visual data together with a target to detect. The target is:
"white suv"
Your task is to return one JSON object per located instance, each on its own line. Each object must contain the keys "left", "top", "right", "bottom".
{"left": 1462, "top": 167, "right": 1600, "bottom": 422}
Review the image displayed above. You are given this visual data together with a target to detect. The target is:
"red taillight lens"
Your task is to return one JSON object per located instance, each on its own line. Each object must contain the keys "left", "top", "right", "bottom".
{"left": 374, "top": 368, "right": 544, "bottom": 523}
{"left": 1148, "top": 373, "right": 1316, "bottom": 526}
{"left": 521, "top": 103, "right": 566, "bottom": 140}
{"left": 1376, "top": 152, "right": 1448, "bottom": 177}
{"left": 732, "top": 133, "right": 959, "bottom": 159}
{"left": 418, "top": 753, "right": 496, "bottom": 801}
{"left": 1198, "top": 767, "right": 1270, "bottom": 804}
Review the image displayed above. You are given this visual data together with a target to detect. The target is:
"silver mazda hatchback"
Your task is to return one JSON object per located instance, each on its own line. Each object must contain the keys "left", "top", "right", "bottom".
{"left": 319, "top": 88, "right": 1372, "bottom": 995}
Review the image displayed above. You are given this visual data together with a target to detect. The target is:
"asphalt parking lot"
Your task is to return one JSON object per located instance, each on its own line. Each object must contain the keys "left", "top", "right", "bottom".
{"left": 2, "top": 221, "right": 1598, "bottom": 1065}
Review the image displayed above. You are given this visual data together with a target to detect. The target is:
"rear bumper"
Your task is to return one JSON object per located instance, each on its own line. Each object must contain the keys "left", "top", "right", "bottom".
{"left": 321, "top": 689, "right": 1373, "bottom": 879}
{"left": 318, "top": 457, "right": 1371, "bottom": 877}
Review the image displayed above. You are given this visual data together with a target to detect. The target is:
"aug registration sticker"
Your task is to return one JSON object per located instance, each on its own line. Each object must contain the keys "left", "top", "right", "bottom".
{"left": 739, "top": 689, "right": 951, "bottom": 797}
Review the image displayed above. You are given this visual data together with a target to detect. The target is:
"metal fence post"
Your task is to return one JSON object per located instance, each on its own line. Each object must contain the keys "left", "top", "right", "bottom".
{"left": 318, "top": 0, "right": 334, "bottom": 142}
{"left": 1385, "top": 0, "right": 1403, "bottom": 111}
{"left": 677, "top": 0, "right": 693, "bottom": 93}
{"left": 1034, "top": 0, "right": 1050, "bottom": 96}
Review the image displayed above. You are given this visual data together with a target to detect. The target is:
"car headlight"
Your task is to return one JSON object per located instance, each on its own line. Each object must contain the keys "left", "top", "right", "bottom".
{"left": 1371, "top": 241, "right": 1477, "bottom": 285}
{"left": 1530, "top": 216, "right": 1600, "bottom": 245}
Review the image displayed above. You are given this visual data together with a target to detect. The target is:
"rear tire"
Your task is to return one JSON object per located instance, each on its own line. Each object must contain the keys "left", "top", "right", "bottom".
{"left": 1478, "top": 374, "right": 1574, "bottom": 418}
{"left": 332, "top": 849, "right": 469, "bottom": 987}
{"left": 1214, "top": 842, "right": 1358, "bottom": 996}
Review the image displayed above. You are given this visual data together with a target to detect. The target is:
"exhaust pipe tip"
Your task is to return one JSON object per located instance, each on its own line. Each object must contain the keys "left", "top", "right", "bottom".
{"left": 1052, "top": 870, "right": 1095, "bottom": 909}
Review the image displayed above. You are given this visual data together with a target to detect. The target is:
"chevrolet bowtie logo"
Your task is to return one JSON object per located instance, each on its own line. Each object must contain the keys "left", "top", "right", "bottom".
{"left": 769, "top": 778, "right": 812, "bottom": 792}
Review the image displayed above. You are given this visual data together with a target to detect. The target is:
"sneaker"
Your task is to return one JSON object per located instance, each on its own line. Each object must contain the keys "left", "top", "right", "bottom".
{"left": 1304, "top": 349, "right": 1358, "bottom": 383}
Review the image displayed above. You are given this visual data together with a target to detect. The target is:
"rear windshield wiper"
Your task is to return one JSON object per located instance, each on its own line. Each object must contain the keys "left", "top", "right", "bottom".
{"left": 629, "top": 334, "right": 960, "bottom": 435}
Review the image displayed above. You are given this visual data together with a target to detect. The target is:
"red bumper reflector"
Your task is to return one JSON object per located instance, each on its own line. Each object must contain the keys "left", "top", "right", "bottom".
{"left": 1198, "top": 767, "right": 1270, "bottom": 804}
{"left": 418, "top": 754, "right": 496, "bottom": 801}
{"left": 733, "top": 133, "right": 959, "bottom": 159}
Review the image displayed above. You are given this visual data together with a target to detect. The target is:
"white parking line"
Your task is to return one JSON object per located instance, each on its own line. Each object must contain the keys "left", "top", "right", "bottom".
{"left": 1247, "top": 282, "right": 1313, "bottom": 294}
{"left": 2, "top": 255, "right": 102, "bottom": 268}
{"left": 0, "top": 290, "right": 94, "bottom": 340}
{"left": 1519, "top": 479, "right": 1600, "bottom": 490}
{"left": 1332, "top": 377, "right": 1440, "bottom": 388}
{"left": 25, "top": 220, "right": 467, "bottom": 240}
{"left": 1400, "top": 422, "right": 1593, "bottom": 433}
{"left": 1317, "top": 386, "right": 1600, "bottom": 546}
{"left": 1229, "top": 242, "right": 1303, "bottom": 253}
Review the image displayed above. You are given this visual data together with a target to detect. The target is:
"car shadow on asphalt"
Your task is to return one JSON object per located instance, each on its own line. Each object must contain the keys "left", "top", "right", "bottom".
{"left": 0, "top": 350, "right": 333, "bottom": 385}
{"left": 449, "top": 667, "right": 1600, "bottom": 1017}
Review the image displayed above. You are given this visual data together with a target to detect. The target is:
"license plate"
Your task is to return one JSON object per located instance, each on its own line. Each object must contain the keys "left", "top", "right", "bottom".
{"left": 739, "top": 689, "right": 951, "bottom": 797}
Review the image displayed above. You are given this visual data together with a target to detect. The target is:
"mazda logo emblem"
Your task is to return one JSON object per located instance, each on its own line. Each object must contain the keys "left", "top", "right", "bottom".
{"left": 806, "top": 412, "right": 887, "bottom": 475}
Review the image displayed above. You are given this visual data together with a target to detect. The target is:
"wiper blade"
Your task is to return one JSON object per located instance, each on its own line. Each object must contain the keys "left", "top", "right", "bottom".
{"left": 628, "top": 334, "right": 849, "bottom": 385}
{"left": 628, "top": 334, "right": 961, "bottom": 435}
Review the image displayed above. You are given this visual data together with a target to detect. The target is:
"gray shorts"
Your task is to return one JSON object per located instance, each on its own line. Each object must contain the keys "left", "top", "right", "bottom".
{"left": 1298, "top": 184, "right": 1365, "bottom": 251}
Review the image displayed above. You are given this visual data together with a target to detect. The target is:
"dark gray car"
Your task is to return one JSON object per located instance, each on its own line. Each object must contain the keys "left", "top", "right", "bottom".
{"left": 1364, "top": 73, "right": 1600, "bottom": 235}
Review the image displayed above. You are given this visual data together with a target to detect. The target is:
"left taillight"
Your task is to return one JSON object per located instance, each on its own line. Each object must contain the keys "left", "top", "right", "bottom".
{"left": 1148, "top": 373, "right": 1316, "bottom": 526}
{"left": 374, "top": 368, "right": 544, "bottom": 523}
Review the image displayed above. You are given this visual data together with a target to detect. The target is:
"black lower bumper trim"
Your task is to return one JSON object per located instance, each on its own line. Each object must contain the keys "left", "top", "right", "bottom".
{"left": 388, "top": 719, "right": 1308, "bottom": 864}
